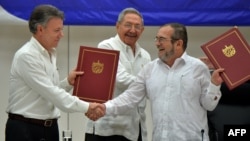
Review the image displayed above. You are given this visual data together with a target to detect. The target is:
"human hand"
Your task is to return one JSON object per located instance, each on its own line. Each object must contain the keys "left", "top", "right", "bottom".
{"left": 67, "top": 68, "right": 84, "bottom": 85}
{"left": 85, "top": 103, "right": 106, "bottom": 121}
{"left": 211, "top": 68, "right": 224, "bottom": 86}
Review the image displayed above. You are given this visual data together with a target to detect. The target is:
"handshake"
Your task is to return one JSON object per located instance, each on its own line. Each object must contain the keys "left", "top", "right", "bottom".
{"left": 85, "top": 103, "right": 106, "bottom": 121}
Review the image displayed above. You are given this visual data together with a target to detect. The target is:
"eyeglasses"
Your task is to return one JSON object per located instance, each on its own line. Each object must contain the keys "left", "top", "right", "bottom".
{"left": 154, "top": 37, "right": 173, "bottom": 43}
{"left": 122, "top": 23, "right": 142, "bottom": 31}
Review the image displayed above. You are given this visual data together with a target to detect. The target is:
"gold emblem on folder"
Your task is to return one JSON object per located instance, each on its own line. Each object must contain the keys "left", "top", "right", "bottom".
{"left": 92, "top": 60, "right": 104, "bottom": 74}
{"left": 222, "top": 44, "right": 236, "bottom": 57}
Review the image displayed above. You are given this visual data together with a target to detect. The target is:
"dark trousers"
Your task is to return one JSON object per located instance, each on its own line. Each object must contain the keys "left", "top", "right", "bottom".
{"left": 85, "top": 134, "right": 131, "bottom": 141}
{"left": 85, "top": 124, "right": 142, "bottom": 141}
{"left": 5, "top": 118, "right": 59, "bottom": 141}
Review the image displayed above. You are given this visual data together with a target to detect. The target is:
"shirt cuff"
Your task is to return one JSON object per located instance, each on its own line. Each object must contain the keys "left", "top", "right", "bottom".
{"left": 209, "top": 82, "right": 222, "bottom": 100}
{"left": 104, "top": 101, "right": 113, "bottom": 115}
{"left": 77, "top": 100, "right": 90, "bottom": 113}
{"left": 209, "top": 82, "right": 221, "bottom": 92}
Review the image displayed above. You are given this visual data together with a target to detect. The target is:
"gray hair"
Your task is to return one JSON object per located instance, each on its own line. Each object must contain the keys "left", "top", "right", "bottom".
{"left": 29, "top": 4, "right": 64, "bottom": 34}
{"left": 117, "top": 7, "right": 144, "bottom": 26}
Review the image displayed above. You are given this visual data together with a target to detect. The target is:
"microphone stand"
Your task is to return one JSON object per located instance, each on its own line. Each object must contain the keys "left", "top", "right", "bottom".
{"left": 201, "top": 129, "right": 204, "bottom": 141}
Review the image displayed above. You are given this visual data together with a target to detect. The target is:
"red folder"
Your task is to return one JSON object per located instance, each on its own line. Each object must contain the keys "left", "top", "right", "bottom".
{"left": 201, "top": 27, "right": 250, "bottom": 90}
{"left": 73, "top": 46, "right": 119, "bottom": 103}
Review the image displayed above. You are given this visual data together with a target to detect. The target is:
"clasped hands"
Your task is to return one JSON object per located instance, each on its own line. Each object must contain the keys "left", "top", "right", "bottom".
{"left": 85, "top": 103, "right": 106, "bottom": 121}
{"left": 69, "top": 70, "right": 106, "bottom": 121}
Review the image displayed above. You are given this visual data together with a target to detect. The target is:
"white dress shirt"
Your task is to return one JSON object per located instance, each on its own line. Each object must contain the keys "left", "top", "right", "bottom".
{"left": 85, "top": 35, "right": 151, "bottom": 141}
{"left": 105, "top": 52, "right": 221, "bottom": 141}
{"left": 6, "top": 36, "right": 89, "bottom": 120}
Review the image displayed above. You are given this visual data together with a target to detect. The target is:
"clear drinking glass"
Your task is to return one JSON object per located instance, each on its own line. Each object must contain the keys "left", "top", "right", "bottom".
{"left": 62, "top": 130, "right": 72, "bottom": 141}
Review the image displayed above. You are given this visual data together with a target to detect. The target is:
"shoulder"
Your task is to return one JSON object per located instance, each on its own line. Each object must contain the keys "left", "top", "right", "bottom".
{"left": 143, "top": 59, "right": 158, "bottom": 70}
{"left": 15, "top": 42, "right": 36, "bottom": 59}
{"left": 98, "top": 37, "right": 114, "bottom": 46}
{"left": 98, "top": 36, "right": 121, "bottom": 50}
{"left": 186, "top": 55, "right": 207, "bottom": 68}
{"left": 139, "top": 48, "right": 151, "bottom": 59}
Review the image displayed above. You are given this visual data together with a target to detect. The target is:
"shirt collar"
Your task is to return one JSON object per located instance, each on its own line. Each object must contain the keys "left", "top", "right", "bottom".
{"left": 179, "top": 52, "right": 188, "bottom": 62}
{"left": 30, "top": 36, "right": 56, "bottom": 55}
{"left": 114, "top": 34, "right": 142, "bottom": 56}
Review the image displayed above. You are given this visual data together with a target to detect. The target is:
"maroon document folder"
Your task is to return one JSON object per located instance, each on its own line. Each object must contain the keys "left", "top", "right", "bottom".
{"left": 201, "top": 27, "right": 250, "bottom": 90}
{"left": 73, "top": 46, "right": 119, "bottom": 103}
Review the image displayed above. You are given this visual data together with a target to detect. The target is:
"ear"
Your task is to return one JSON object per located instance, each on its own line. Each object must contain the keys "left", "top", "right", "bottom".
{"left": 140, "top": 26, "right": 145, "bottom": 33}
{"left": 36, "top": 24, "right": 44, "bottom": 34}
{"left": 176, "top": 39, "right": 183, "bottom": 47}
{"left": 115, "top": 22, "right": 120, "bottom": 30}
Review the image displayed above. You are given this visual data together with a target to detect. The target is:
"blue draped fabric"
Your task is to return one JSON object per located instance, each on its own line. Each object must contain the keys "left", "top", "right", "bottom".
{"left": 1, "top": 0, "right": 250, "bottom": 26}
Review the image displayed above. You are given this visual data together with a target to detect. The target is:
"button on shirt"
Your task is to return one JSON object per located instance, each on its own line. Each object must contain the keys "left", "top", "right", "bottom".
{"left": 6, "top": 37, "right": 89, "bottom": 120}
{"left": 105, "top": 52, "right": 221, "bottom": 141}
{"left": 86, "top": 35, "right": 151, "bottom": 141}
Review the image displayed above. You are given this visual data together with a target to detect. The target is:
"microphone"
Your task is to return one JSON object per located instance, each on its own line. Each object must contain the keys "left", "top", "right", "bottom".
{"left": 201, "top": 129, "right": 204, "bottom": 141}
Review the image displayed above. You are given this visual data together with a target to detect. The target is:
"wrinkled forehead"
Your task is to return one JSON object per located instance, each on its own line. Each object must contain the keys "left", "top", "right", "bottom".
{"left": 157, "top": 26, "right": 174, "bottom": 38}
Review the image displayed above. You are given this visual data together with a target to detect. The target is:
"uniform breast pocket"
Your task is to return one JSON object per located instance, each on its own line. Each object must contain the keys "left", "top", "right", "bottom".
{"left": 180, "top": 74, "right": 201, "bottom": 99}
{"left": 122, "top": 61, "right": 133, "bottom": 73}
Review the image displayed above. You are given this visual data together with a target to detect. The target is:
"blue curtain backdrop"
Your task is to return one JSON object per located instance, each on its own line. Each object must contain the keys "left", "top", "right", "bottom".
{"left": 1, "top": 0, "right": 250, "bottom": 26}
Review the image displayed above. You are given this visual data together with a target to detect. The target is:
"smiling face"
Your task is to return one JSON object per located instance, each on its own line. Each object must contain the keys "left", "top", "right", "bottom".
{"left": 116, "top": 13, "right": 144, "bottom": 49}
{"left": 155, "top": 25, "right": 184, "bottom": 66}
{"left": 35, "top": 17, "right": 64, "bottom": 51}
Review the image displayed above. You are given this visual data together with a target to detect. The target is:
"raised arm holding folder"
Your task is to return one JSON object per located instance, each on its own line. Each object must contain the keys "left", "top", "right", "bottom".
{"left": 73, "top": 46, "right": 119, "bottom": 103}
{"left": 201, "top": 27, "right": 250, "bottom": 90}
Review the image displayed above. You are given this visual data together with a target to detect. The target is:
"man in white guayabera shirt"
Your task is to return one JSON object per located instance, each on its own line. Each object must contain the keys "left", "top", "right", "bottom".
{"left": 85, "top": 7, "right": 151, "bottom": 141}
{"left": 5, "top": 4, "right": 104, "bottom": 141}
{"left": 88, "top": 23, "right": 225, "bottom": 141}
